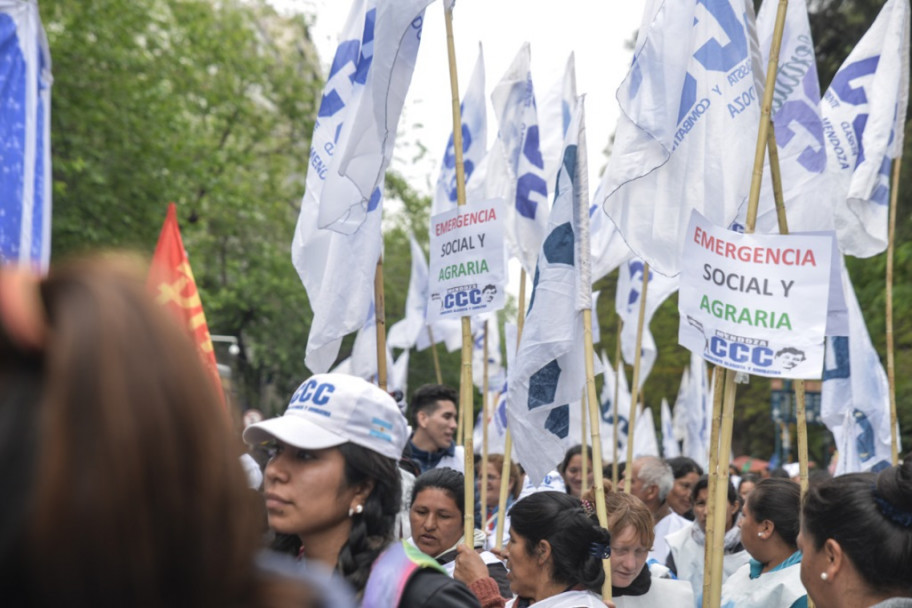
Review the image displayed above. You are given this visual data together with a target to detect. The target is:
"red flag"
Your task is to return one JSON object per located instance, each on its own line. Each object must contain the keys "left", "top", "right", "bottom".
{"left": 147, "top": 203, "right": 224, "bottom": 405}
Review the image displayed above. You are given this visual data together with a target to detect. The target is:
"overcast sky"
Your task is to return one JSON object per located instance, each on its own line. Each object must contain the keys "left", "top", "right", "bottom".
{"left": 273, "top": 0, "right": 645, "bottom": 198}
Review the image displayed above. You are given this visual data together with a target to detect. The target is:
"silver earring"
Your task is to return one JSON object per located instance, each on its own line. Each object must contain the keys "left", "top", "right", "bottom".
{"left": 820, "top": 572, "right": 828, "bottom": 581}
{"left": 757, "top": 532, "right": 763, "bottom": 537}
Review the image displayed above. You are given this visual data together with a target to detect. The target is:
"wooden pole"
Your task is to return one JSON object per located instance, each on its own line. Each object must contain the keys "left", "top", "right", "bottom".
{"left": 768, "top": 125, "right": 811, "bottom": 497}
{"left": 623, "top": 265, "right": 650, "bottom": 493}
{"left": 495, "top": 271, "right": 527, "bottom": 550}
{"left": 887, "top": 157, "right": 902, "bottom": 465}
{"left": 443, "top": 5, "right": 474, "bottom": 541}
{"left": 708, "top": 371, "right": 737, "bottom": 608}
{"left": 584, "top": 309, "right": 613, "bottom": 598}
{"left": 581, "top": 387, "right": 589, "bottom": 497}
{"left": 613, "top": 317, "right": 622, "bottom": 488}
{"left": 707, "top": 2, "right": 791, "bottom": 607}
{"left": 480, "top": 320, "right": 490, "bottom": 522}
{"left": 427, "top": 326, "right": 444, "bottom": 384}
{"left": 702, "top": 366, "right": 725, "bottom": 605}
{"left": 374, "top": 256, "right": 388, "bottom": 389}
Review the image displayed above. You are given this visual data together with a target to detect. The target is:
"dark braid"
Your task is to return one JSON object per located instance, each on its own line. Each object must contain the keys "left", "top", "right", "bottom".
{"left": 335, "top": 443, "right": 400, "bottom": 595}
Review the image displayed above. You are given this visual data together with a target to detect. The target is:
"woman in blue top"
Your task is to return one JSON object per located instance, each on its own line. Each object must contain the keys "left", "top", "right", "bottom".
{"left": 720, "top": 478, "right": 807, "bottom": 608}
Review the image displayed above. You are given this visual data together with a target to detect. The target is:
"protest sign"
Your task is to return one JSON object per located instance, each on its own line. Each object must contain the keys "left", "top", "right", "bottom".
{"left": 427, "top": 199, "right": 505, "bottom": 322}
{"left": 679, "top": 211, "right": 833, "bottom": 379}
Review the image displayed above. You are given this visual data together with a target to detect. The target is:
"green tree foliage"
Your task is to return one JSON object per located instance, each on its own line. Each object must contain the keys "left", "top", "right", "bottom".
{"left": 43, "top": 0, "right": 322, "bottom": 414}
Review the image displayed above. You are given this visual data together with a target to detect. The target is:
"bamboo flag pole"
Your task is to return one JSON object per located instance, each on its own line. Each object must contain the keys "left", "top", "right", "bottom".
{"left": 584, "top": 308, "right": 614, "bottom": 598}
{"left": 701, "top": 366, "right": 725, "bottom": 605}
{"left": 495, "top": 272, "right": 527, "bottom": 550}
{"left": 427, "top": 326, "right": 444, "bottom": 384}
{"left": 613, "top": 317, "right": 622, "bottom": 488}
{"left": 575, "top": 105, "right": 611, "bottom": 596}
{"left": 623, "top": 265, "right": 651, "bottom": 493}
{"left": 443, "top": 5, "right": 475, "bottom": 540}
{"left": 768, "top": 124, "right": 810, "bottom": 494}
{"left": 581, "top": 387, "right": 589, "bottom": 497}
{"left": 706, "top": 2, "right": 790, "bottom": 607}
{"left": 708, "top": 370, "right": 737, "bottom": 607}
{"left": 887, "top": 157, "right": 902, "bottom": 465}
{"left": 374, "top": 256, "right": 388, "bottom": 388}
{"left": 481, "top": 320, "right": 490, "bottom": 521}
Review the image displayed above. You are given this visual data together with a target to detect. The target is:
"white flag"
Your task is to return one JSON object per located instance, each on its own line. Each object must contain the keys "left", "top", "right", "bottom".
{"left": 634, "top": 405, "right": 660, "bottom": 458}
{"left": 661, "top": 398, "right": 681, "bottom": 458}
{"left": 315, "top": 0, "right": 433, "bottom": 233}
{"left": 821, "top": 264, "right": 898, "bottom": 474}
{"left": 508, "top": 100, "right": 590, "bottom": 484}
{"left": 821, "top": 0, "right": 910, "bottom": 257}
{"left": 600, "top": 0, "right": 764, "bottom": 276}
{"left": 349, "top": 299, "right": 395, "bottom": 386}
{"left": 390, "top": 349, "right": 409, "bottom": 397}
{"left": 682, "top": 353, "right": 713, "bottom": 470}
{"left": 432, "top": 43, "right": 487, "bottom": 216}
{"left": 388, "top": 235, "right": 429, "bottom": 349}
{"left": 488, "top": 43, "right": 550, "bottom": 275}
{"left": 472, "top": 313, "right": 505, "bottom": 390}
{"left": 415, "top": 318, "right": 463, "bottom": 352}
{"left": 0, "top": 0, "right": 52, "bottom": 269}
{"left": 615, "top": 258, "right": 678, "bottom": 389}
{"left": 742, "top": 0, "right": 828, "bottom": 235}
{"left": 540, "top": 53, "right": 578, "bottom": 194}
{"left": 599, "top": 351, "right": 632, "bottom": 463}
{"left": 473, "top": 380, "right": 510, "bottom": 455}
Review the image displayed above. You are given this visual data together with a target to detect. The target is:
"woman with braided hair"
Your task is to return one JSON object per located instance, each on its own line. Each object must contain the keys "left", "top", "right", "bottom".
{"left": 455, "top": 491, "right": 612, "bottom": 607}
{"left": 798, "top": 454, "right": 912, "bottom": 608}
{"left": 244, "top": 372, "right": 480, "bottom": 607}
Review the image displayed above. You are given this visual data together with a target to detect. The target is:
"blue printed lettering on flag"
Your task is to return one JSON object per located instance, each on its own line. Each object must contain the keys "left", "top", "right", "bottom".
{"left": 0, "top": 13, "right": 26, "bottom": 263}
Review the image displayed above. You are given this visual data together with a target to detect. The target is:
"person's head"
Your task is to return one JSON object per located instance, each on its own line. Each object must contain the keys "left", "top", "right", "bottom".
{"left": 625, "top": 455, "right": 674, "bottom": 512}
{"left": 409, "top": 468, "right": 465, "bottom": 557}
{"left": 408, "top": 384, "right": 459, "bottom": 452}
{"left": 738, "top": 478, "right": 800, "bottom": 564}
{"left": 559, "top": 444, "right": 594, "bottom": 498}
{"left": 738, "top": 472, "right": 760, "bottom": 503}
{"left": 775, "top": 347, "right": 806, "bottom": 370}
{"left": 505, "top": 492, "right": 610, "bottom": 600}
{"left": 482, "top": 284, "right": 497, "bottom": 303}
{"left": 484, "top": 454, "right": 521, "bottom": 508}
{"left": 244, "top": 373, "right": 408, "bottom": 593}
{"left": 0, "top": 257, "right": 317, "bottom": 606}
{"left": 692, "top": 476, "right": 740, "bottom": 534}
{"left": 604, "top": 491, "right": 655, "bottom": 588}
{"left": 798, "top": 456, "right": 912, "bottom": 606}
{"left": 666, "top": 457, "right": 703, "bottom": 517}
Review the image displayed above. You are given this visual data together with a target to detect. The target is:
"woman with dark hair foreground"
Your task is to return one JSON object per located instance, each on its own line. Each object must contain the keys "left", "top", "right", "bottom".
{"left": 720, "top": 478, "right": 807, "bottom": 608}
{"left": 455, "top": 492, "right": 609, "bottom": 607}
{"left": 409, "top": 468, "right": 511, "bottom": 599}
{"left": 798, "top": 454, "right": 912, "bottom": 608}
{"left": 244, "top": 372, "right": 480, "bottom": 607}
{"left": 0, "top": 258, "right": 332, "bottom": 607}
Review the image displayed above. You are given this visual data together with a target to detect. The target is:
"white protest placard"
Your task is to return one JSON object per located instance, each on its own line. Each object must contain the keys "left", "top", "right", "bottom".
{"left": 427, "top": 199, "right": 505, "bottom": 323}
{"left": 678, "top": 210, "right": 833, "bottom": 379}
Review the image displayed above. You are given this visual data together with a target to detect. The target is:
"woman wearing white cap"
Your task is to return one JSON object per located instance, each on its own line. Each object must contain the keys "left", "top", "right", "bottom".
{"left": 244, "top": 373, "right": 481, "bottom": 607}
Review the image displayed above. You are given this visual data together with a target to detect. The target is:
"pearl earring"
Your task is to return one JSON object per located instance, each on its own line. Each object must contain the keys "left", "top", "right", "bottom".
{"left": 757, "top": 532, "right": 763, "bottom": 537}
{"left": 820, "top": 572, "right": 828, "bottom": 581}
{"left": 348, "top": 504, "right": 363, "bottom": 517}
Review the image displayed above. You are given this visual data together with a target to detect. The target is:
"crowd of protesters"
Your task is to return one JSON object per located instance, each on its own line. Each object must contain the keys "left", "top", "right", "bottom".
{"left": 2, "top": 256, "right": 911, "bottom": 607}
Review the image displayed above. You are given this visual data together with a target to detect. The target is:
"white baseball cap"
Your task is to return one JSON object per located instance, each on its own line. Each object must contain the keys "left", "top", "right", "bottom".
{"left": 242, "top": 373, "right": 408, "bottom": 461}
